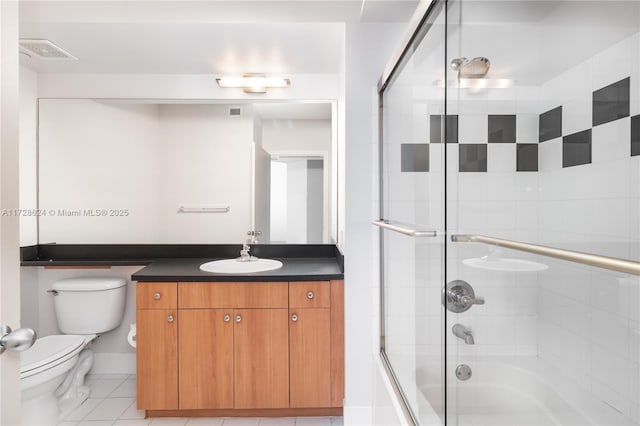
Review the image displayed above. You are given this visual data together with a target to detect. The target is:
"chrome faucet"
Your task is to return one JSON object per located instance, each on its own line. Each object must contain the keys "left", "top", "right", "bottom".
{"left": 239, "top": 243, "right": 252, "bottom": 261}
{"left": 452, "top": 324, "right": 475, "bottom": 345}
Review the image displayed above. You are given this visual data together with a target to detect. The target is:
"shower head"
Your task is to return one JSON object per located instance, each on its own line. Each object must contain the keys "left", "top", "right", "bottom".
{"left": 450, "top": 57, "right": 491, "bottom": 79}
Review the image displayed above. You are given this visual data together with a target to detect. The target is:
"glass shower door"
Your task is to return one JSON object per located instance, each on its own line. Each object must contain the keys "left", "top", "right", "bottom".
{"left": 445, "top": 1, "right": 640, "bottom": 425}
{"left": 378, "top": 1, "right": 447, "bottom": 424}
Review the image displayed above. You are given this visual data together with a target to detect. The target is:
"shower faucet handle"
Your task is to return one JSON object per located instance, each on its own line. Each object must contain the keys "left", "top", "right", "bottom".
{"left": 460, "top": 295, "right": 485, "bottom": 306}
{"left": 443, "top": 280, "right": 485, "bottom": 313}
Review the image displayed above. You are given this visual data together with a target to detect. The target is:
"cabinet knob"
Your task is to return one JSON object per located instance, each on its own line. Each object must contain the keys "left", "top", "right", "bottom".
{"left": 235, "top": 315, "right": 242, "bottom": 323}
{"left": 167, "top": 315, "right": 174, "bottom": 323}
{"left": 223, "top": 314, "right": 231, "bottom": 323}
{"left": 307, "top": 291, "right": 314, "bottom": 300}
{"left": 153, "top": 292, "right": 161, "bottom": 300}
{"left": 291, "top": 314, "right": 298, "bottom": 322}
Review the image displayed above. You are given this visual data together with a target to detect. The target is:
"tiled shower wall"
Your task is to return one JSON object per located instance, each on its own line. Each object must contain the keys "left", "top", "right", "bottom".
{"left": 424, "top": 33, "right": 639, "bottom": 423}
{"left": 536, "top": 32, "right": 640, "bottom": 421}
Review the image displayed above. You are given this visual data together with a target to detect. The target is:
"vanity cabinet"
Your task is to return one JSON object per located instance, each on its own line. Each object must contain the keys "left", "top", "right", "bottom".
{"left": 135, "top": 283, "right": 178, "bottom": 410}
{"left": 136, "top": 280, "right": 344, "bottom": 416}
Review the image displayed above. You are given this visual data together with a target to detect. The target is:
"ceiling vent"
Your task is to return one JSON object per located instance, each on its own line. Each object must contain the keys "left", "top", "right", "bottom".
{"left": 19, "top": 39, "right": 77, "bottom": 60}
{"left": 229, "top": 107, "right": 241, "bottom": 117}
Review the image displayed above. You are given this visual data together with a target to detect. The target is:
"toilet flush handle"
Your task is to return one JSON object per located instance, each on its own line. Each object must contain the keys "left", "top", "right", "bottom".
{"left": 0, "top": 325, "right": 37, "bottom": 355}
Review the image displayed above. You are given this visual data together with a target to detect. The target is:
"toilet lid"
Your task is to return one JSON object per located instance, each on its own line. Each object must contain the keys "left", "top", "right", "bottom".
{"left": 20, "top": 335, "right": 86, "bottom": 378}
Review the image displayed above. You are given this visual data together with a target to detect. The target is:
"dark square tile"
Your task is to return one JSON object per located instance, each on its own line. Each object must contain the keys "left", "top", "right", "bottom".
{"left": 488, "top": 115, "right": 516, "bottom": 143}
{"left": 593, "top": 77, "right": 630, "bottom": 126}
{"left": 401, "top": 144, "right": 429, "bottom": 172}
{"left": 539, "top": 106, "right": 562, "bottom": 142}
{"left": 563, "top": 129, "right": 592, "bottom": 168}
{"left": 459, "top": 144, "right": 487, "bottom": 172}
{"left": 430, "top": 114, "right": 458, "bottom": 143}
{"left": 516, "top": 144, "right": 538, "bottom": 172}
{"left": 632, "top": 114, "right": 640, "bottom": 157}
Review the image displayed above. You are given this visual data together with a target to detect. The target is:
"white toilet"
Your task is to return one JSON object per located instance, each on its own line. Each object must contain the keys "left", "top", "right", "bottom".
{"left": 20, "top": 277, "right": 127, "bottom": 425}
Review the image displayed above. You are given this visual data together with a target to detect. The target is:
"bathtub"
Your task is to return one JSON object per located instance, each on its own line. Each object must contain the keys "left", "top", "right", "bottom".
{"left": 415, "top": 356, "right": 636, "bottom": 426}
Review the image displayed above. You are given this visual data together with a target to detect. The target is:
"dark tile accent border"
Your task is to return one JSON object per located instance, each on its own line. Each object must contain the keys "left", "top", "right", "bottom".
{"left": 539, "top": 106, "right": 562, "bottom": 142}
{"left": 563, "top": 129, "right": 592, "bottom": 168}
{"left": 430, "top": 114, "right": 458, "bottom": 143}
{"left": 593, "top": 77, "right": 630, "bottom": 127}
{"left": 401, "top": 144, "right": 429, "bottom": 172}
{"left": 516, "top": 144, "right": 538, "bottom": 172}
{"left": 488, "top": 115, "right": 516, "bottom": 143}
{"left": 632, "top": 114, "right": 640, "bottom": 157}
{"left": 459, "top": 144, "right": 487, "bottom": 172}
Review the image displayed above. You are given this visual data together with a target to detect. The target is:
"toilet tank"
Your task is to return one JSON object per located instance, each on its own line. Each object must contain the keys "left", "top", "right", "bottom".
{"left": 51, "top": 277, "right": 127, "bottom": 334}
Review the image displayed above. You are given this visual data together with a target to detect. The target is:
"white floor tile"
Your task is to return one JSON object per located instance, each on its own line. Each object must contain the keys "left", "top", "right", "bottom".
{"left": 113, "top": 420, "right": 151, "bottom": 426}
{"left": 110, "top": 379, "right": 137, "bottom": 398}
{"left": 259, "top": 417, "right": 295, "bottom": 426}
{"left": 120, "top": 400, "right": 146, "bottom": 420}
{"left": 77, "top": 421, "right": 114, "bottom": 426}
{"left": 58, "top": 422, "right": 79, "bottom": 426}
{"left": 294, "top": 417, "right": 332, "bottom": 426}
{"left": 185, "top": 418, "right": 224, "bottom": 425}
{"left": 90, "top": 378, "right": 128, "bottom": 398}
{"left": 330, "top": 418, "right": 343, "bottom": 426}
{"left": 221, "top": 418, "right": 260, "bottom": 426}
{"left": 149, "top": 418, "right": 188, "bottom": 425}
{"left": 66, "top": 398, "right": 104, "bottom": 421}
{"left": 85, "top": 398, "right": 135, "bottom": 421}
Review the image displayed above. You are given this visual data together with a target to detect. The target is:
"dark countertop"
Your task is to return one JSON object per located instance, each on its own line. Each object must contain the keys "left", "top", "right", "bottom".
{"left": 20, "top": 244, "right": 344, "bottom": 282}
{"left": 131, "top": 257, "right": 343, "bottom": 282}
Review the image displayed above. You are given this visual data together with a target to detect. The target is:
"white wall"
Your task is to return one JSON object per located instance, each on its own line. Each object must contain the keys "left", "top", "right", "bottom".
{"left": 19, "top": 66, "right": 38, "bottom": 246}
{"left": 343, "top": 21, "right": 406, "bottom": 424}
{"left": 38, "top": 99, "right": 162, "bottom": 243}
{"left": 262, "top": 118, "right": 331, "bottom": 152}
{"left": 157, "top": 104, "right": 254, "bottom": 243}
{"left": 37, "top": 101, "right": 255, "bottom": 243}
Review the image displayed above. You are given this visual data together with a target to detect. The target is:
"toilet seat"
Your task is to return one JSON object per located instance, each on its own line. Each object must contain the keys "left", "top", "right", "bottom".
{"left": 21, "top": 335, "right": 88, "bottom": 379}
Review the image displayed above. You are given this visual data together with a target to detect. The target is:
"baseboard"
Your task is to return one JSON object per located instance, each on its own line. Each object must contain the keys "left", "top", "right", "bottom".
{"left": 91, "top": 353, "right": 136, "bottom": 375}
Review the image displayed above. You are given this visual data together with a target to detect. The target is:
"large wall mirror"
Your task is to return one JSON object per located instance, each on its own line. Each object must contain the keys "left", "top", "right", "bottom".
{"left": 37, "top": 99, "right": 337, "bottom": 244}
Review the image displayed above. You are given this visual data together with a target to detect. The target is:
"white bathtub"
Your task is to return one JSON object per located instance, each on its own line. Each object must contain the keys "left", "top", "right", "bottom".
{"left": 415, "top": 356, "right": 636, "bottom": 426}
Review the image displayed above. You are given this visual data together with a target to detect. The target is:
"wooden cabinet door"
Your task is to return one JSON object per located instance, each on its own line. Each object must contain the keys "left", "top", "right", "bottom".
{"left": 136, "top": 309, "right": 178, "bottom": 409}
{"left": 179, "top": 309, "right": 234, "bottom": 409}
{"left": 289, "top": 308, "right": 331, "bottom": 408}
{"left": 233, "top": 309, "right": 289, "bottom": 409}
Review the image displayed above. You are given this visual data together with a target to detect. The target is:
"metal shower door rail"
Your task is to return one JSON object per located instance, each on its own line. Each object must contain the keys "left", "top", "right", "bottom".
{"left": 452, "top": 234, "right": 640, "bottom": 276}
{"left": 373, "top": 220, "right": 437, "bottom": 237}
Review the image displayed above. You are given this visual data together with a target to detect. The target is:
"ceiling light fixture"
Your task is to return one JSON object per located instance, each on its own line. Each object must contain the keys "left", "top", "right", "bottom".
{"left": 216, "top": 75, "right": 290, "bottom": 93}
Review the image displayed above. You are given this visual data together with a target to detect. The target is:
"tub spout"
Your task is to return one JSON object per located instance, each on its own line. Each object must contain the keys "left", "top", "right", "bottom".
{"left": 452, "top": 324, "right": 475, "bottom": 344}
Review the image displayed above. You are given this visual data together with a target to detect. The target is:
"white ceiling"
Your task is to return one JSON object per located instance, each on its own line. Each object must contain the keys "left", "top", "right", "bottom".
{"left": 19, "top": 0, "right": 419, "bottom": 74}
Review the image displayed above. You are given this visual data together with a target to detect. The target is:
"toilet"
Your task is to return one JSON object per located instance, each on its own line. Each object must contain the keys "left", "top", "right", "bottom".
{"left": 20, "top": 277, "right": 127, "bottom": 425}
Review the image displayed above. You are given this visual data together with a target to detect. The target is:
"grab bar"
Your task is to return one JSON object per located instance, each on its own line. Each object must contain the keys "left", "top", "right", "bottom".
{"left": 452, "top": 234, "right": 640, "bottom": 276}
{"left": 373, "top": 220, "right": 437, "bottom": 237}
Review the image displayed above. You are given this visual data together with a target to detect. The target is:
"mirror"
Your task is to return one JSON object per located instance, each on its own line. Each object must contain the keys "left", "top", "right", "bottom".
{"left": 37, "top": 99, "right": 336, "bottom": 244}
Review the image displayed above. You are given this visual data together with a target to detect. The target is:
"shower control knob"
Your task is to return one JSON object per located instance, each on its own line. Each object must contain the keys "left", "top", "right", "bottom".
{"left": 153, "top": 292, "right": 161, "bottom": 300}
{"left": 443, "top": 280, "right": 485, "bottom": 313}
{"left": 307, "top": 291, "right": 314, "bottom": 299}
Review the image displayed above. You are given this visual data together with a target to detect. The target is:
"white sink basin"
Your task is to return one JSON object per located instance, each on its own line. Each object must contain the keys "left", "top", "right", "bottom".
{"left": 200, "top": 258, "right": 283, "bottom": 274}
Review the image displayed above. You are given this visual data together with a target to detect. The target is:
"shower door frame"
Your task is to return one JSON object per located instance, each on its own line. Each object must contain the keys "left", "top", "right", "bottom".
{"left": 377, "top": 0, "right": 449, "bottom": 424}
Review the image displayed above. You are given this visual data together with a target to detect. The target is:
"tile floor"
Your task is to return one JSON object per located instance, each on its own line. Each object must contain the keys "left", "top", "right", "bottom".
{"left": 58, "top": 375, "right": 344, "bottom": 426}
